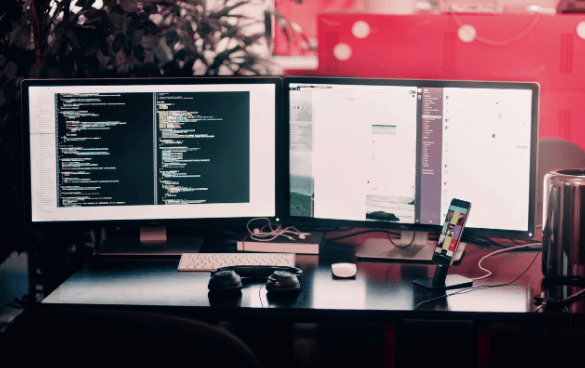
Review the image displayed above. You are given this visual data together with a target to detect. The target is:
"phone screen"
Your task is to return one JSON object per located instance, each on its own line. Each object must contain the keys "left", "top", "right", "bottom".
{"left": 434, "top": 200, "right": 470, "bottom": 261}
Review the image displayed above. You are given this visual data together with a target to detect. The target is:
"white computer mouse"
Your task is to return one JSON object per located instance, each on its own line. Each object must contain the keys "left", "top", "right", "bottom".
{"left": 331, "top": 262, "right": 357, "bottom": 278}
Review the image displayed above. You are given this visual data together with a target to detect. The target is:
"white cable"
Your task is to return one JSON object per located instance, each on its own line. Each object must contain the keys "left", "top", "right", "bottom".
{"left": 471, "top": 243, "right": 542, "bottom": 281}
{"left": 246, "top": 218, "right": 311, "bottom": 242}
{"left": 450, "top": 13, "right": 541, "bottom": 47}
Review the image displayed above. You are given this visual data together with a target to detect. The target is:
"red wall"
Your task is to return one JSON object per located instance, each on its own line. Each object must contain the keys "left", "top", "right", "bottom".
{"left": 315, "top": 13, "right": 585, "bottom": 151}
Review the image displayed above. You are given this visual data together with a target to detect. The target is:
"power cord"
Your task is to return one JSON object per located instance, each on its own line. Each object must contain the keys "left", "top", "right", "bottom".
{"left": 387, "top": 231, "right": 415, "bottom": 249}
{"left": 414, "top": 249, "right": 541, "bottom": 310}
{"left": 325, "top": 229, "right": 401, "bottom": 242}
{"left": 246, "top": 218, "right": 311, "bottom": 241}
{"left": 471, "top": 243, "right": 542, "bottom": 281}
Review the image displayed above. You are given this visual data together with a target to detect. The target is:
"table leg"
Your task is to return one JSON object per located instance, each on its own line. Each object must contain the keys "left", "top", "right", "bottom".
{"left": 384, "top": 324, "right": 396, "bottom": 368}
{"left": 478, "top": 324, "right": 490, "bottom": 368}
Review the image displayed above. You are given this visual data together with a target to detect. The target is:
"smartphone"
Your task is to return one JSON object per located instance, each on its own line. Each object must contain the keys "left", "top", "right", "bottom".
{"left": 432, "top": 198, "right": 472, "bottom": 267}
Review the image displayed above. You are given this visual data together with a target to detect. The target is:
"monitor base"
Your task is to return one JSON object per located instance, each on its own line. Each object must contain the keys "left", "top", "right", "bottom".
{"left": 96, "top": 226, "right": 209, "bottom": 256}
{"left": 355, "top": 231, "right": 466, "bottom": 263}
{"left": 412, "top": 274, "right": 473, "bottom": 290}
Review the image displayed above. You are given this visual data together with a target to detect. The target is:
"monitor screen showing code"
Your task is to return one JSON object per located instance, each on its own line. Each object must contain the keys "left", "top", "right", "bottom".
{"left": 27, "top": 82, "right": 275, "bottom": 222}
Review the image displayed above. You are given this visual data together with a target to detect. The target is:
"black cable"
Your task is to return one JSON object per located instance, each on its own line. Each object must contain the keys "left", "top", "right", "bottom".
{"left": 413, "top": 250, "right": 541, "bottom": 310}
{"left": 562, "top": 288, "right": 585, "bottom": 304}
{"left": 462, "top": 234, "right": 542, "bottom": 249}
{"left": 306, "top": 226, "right": 354, "bottom": 233}
{"left": 259, "top": 284, "right": 265, "bottom": 308}
{"left": 387, "top": 231, "right": 415, "bottom": 249}
{"left": 462, "top": 235, "right": 508, "bottom": 248}
{"left": 326, "top": 229, "right": 401, "bottom": 242}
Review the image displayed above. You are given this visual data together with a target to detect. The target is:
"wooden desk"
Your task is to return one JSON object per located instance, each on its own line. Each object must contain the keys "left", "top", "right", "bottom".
{"left": 42, "top": 241, "right": 555, "bottom": 367}
{"left": 43, "top": 242, "right": 538, "bottom": 317}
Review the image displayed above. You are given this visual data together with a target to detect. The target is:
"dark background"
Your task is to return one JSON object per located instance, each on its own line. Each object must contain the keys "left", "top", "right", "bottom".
{"left": 156, "top": 91, "right": 250, "bottom": 205}
{"left": 57, "top": 92, "right": 156, "bottom": 206}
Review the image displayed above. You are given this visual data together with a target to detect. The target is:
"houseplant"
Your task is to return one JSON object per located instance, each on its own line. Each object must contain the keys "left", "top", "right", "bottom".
{"left": 0, "top": 0, "right": 303, "bottom": 300}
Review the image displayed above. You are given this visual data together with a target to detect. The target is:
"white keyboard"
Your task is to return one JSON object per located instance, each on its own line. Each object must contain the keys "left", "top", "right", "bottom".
{"left": 178, "top": 253, "right": 296, "bottom": 272}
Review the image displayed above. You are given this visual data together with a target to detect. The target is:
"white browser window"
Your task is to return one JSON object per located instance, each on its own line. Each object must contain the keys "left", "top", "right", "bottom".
{"left": 310, "top": 85, "right": 417, "bottom": 222}
{"left": 289, "top": 81, "right": 535, "bottom": 233}
{"left": 441, "top": 88, "right": 532, "bottom": 231}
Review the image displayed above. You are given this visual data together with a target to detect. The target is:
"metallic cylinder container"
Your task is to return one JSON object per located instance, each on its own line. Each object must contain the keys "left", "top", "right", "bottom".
{"left": 542, "top": 169, "right": 585, "bottom": 280}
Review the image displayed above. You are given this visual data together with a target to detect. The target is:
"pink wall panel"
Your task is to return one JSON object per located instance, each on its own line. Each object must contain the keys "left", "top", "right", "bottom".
{"left": 317, "top": 13, "right": 585, "bottom": 150}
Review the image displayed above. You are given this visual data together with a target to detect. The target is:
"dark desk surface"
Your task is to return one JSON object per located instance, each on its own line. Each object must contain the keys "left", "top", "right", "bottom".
{"left": 43, "top": 239, "right": 554, "bottom": 323}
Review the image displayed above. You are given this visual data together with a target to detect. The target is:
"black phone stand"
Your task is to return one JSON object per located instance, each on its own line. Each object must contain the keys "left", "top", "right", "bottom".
{"left": 413, "top": 265, "right": 473, "bottom": 290}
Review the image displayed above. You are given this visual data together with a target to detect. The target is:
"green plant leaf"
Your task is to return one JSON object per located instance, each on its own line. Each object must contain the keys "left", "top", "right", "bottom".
{"left": 133, "top": 44, "right": 145, "bottom": 62}
{"left": 22, "top": 0, "right": 33, "bottom": 12}
{"left": 273, "top": 9, "right": 289, "bottom": 43}
{"left": 112, "top": 33, "right": 124, "bottom": 53}
{"left": 264, "top": 10, "right": 272, "bottom": 45}
{"left": 83, "top": 0, "right": 96, "bottom": 9}
{"left": 76, "top": 0, "right": 89, "bottom": 8}
{"left": 3, "top": 2, "right": 23, "bottom": 20}
{"left": 79, "top": 8, "right": 106, "bottom": 25}
{"left": 130, "top": 29, "right": 145, "bottom": 48}
{"left": 208, "top": 1, "right": 249, "bottom": 19}
{"left": 2, "top": 79, "right": 17, "bottom": 102}
{"left": 86, "top": 54, "right": 100, "bottom": 70}
{"left": 3, "top": 61, "right": 18, "bottom": 79}
{"left": 9, "top": 25, "right": 23, "bottom": 45}
{"left": 120, "top": 0, "right": 140, "bottom": 13}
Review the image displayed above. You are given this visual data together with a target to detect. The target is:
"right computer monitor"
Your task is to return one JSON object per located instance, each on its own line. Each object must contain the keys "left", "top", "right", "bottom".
{"left": 283, "top": 77, "right": 539, "bottom": 246}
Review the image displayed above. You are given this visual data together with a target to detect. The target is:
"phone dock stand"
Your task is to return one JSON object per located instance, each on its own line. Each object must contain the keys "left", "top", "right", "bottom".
{"left": 413, "top": 265, "right": 473, "bottom": 290}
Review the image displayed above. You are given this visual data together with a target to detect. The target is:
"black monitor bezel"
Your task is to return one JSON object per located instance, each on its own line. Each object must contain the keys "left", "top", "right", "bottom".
{"left": 21, "top": 76, "right": 283, "bottom": 229}
{"left": 281, "top": 76, "right": 539, "bottom": 239}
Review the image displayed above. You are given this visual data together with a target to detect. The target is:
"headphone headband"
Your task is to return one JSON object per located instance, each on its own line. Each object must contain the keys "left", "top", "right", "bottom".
{"left": 211, "top": 265, "right": 303, "bottom": 281}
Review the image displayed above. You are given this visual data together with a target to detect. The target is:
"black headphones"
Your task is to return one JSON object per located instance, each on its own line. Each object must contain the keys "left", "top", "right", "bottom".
{"left": 208, "top": 265, "right": 303, "bottom": 294}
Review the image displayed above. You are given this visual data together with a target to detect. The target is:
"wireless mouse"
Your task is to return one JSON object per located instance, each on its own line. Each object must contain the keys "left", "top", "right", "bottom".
{"left": 331, "top": 262, "right": 357, "bottom": 278}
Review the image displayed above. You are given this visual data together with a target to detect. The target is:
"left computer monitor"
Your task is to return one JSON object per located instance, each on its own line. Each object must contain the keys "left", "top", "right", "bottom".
{"left": 22, "top": 77, "right": 281, "bottom": 253}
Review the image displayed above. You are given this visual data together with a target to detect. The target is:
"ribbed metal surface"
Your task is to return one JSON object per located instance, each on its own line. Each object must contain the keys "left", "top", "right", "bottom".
{"left": 542, "top": 169, "right": 585, "bottom": 279}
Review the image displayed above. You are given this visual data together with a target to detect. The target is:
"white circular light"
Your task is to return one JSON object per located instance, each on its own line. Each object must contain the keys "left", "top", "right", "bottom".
{"left": 333, "top": 43, "right": 352, "bottom": 61}
{"left": 577, "top": 21, "right": 585, "bottom": 40}
{"left": 458, "top": 24, "right": 476, "bottom": 43}
{"left": 352, "top": 21, "right": 371, "bottom": 39}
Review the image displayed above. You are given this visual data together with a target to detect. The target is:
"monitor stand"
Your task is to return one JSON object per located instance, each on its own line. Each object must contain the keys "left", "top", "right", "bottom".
{"left": 355, "top": 231, "right": 466, "bottom": 263}
{"left": 96, "top": 226, "right": 209, "bottom": 256}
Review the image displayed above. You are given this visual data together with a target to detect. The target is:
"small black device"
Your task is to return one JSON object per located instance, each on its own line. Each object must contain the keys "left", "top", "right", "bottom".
{"left": 432, "top": 199, "right": 472, "bottom": 267}
{"left": 208, "top": 266, "right": 303, "bottom": 293}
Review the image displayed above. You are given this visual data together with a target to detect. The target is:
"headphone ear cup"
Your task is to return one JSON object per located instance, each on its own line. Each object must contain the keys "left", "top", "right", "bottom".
{"left": 208, "top": 270, "right": 243, "bottom": 292}
{"left": 266, "top": 271, "right": 300, "bottom": 293}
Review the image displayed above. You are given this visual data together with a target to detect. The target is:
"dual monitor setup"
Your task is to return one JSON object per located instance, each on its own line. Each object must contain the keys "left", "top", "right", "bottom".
{"left": 22, "top": 77, "right": 539, "bottom": 270}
